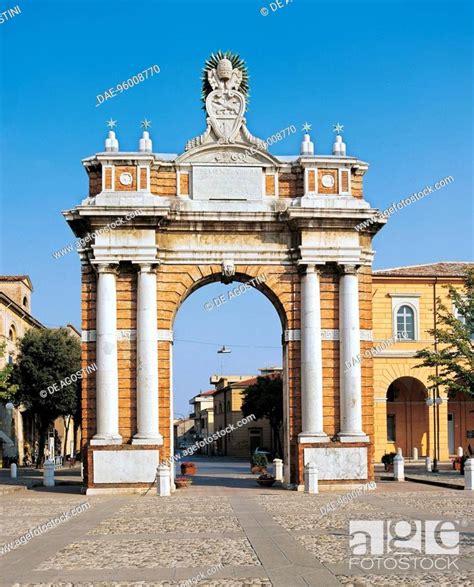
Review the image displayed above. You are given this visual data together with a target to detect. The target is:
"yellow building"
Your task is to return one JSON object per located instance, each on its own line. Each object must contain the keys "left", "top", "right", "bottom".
{"left": 372, "top": 262, "right": 474, "bottom": 463}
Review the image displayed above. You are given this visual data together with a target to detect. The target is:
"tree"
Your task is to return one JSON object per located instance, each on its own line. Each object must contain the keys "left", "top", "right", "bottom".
{"left": 0, "top": 342, "right": 18, "bottom": 402}
{"left": 11, "top": 328, "right": 81, "bottom": 466}
{"left": 241, "top": 375, "right": 283, "bottom": 456}
{"left": 415, "top": 268, "right": 474, "bottom": 397}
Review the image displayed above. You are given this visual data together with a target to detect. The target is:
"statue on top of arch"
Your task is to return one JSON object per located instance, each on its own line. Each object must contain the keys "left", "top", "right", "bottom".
{"left": 185, "top": 51, "right": 266, "bottom": 153}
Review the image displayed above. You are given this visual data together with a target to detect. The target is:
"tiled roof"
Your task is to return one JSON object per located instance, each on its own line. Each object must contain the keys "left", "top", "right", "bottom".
{"left": 201, "top": 389, "right": 217, "bottom": 396}
{"left": 373, "top": 262, "right": 473, "bottom": 278}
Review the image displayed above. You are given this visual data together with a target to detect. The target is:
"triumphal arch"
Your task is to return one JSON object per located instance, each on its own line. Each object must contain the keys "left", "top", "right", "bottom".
{"left": 65, "top": 52, "right": 384, "bottom": 493}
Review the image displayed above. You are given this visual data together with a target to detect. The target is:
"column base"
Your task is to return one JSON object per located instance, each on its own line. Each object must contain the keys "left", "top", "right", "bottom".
{"left": 338, "top": 433, "right": 370, "bottom": 443}
{"left": 132, "top": 434, "right": 164, "bottom": 446}
{"left": 90, "top": 434, "right": 123, "bottom": 446}
{"left": 298, "top": 433, "right": 330, "bottom": 444}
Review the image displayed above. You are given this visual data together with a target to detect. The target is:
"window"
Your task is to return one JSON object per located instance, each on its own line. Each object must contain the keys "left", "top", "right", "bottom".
{"left": 387, "top": 414, "right": 396, "bottom": 442}
{"left": 22, "top": 296, "right": 28, "bottom": 308}
{"left": 8, "top": 354, "right": 14, "bottom": 365}
{"left": 227, "top": 400, "right": 231, "bottom": 413}
{"left": 396, "top": 305, "right": 415, "bottom": 340}
{"left": 8, "top": 325, "right": 16, "bottom": 342}
{"left": 453, "top": 303, "right": 474, "bottom": 340}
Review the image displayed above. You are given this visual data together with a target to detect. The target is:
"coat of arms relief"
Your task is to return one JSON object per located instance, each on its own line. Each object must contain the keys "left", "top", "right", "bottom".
{"left": 185, "top": 51, "right": 266, "bottom": 155}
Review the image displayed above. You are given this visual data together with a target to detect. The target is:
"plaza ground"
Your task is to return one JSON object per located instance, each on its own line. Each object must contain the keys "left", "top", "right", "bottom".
{"left": 0, "top": 458, "right": 472, "bottom": 586}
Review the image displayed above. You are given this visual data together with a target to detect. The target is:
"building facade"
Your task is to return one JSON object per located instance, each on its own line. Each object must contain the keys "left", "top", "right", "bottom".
{"left": 372, "top": 262, "right": 474, "bottom": 463}
{"left": 66, "top": 52, "right": 385, "bottom": 492}
{"left": 189, "top": 389, "right": 215, "bottom": 455}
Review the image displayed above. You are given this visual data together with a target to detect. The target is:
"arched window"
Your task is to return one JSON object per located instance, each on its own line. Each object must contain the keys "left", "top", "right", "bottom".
{"left": 396, "top": 305, "right": 415, "bottom": 340}
{"left": 8, "top": 325, "right": 16, "bottom": 342}
{"left": 22, "top": 296, "right": 28, "bottom": 308}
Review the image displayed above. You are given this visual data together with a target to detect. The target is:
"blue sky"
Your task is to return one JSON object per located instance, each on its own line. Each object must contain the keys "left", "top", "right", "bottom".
{"left": 0, "top": 0, "right": 472, "bottom": 414}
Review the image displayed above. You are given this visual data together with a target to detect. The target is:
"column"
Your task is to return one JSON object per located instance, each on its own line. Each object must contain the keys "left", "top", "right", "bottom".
{"left": 338, "top": 265, "right": 368, "bottom": 441}
{"left": 133, "top": 263, "right": 163, "bottom": 444}
{"left": 299, "top": 265, "right": 328, "bottom": 443}
{"left": 91, "top": 264, "right": 122, "bottom": 445}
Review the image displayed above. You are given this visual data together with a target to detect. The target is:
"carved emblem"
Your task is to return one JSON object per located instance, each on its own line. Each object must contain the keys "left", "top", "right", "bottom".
{"left": 222, "top": 260, "right": 235, "bottom": 278}
{"left": 206, "top": 90, "right": 245, "bottom": 142}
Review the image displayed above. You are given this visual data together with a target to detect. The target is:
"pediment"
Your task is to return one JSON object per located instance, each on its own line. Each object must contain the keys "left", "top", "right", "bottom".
{"left": 176, "top": 143, "right": 281, "bottom": 166}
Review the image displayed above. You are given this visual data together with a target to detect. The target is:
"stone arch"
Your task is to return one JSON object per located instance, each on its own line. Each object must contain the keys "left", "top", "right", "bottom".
{"left": 386, "top": 376, "right": 429, "bottom": 457}
{"left": 156, "top": 263, "right": 299, "bottom": 474}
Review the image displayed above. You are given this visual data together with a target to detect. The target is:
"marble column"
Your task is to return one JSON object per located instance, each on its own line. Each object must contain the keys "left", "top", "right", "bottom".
{"left": 338, "top": 265, "right": 368, "bottom": 441}
{"left": 299, "top": 265, "right": 328, "bottom": 443}
{"left": 132, "top": 263, "right": 162, "bottom": 444}
{"left": 91, "top": 264, "right": 122, "bottom": 445}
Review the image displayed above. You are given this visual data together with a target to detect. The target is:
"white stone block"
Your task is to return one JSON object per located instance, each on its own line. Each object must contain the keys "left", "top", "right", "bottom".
{"left": 10, "top": 463, "right": 17, "bottom": 478}
{"left": 304, "top": 447, "right": 368, "bottom": 480}
{"left": 393, "top": 454, "right": 405, "bottom": 481}
{"left": 43, "top": 459, "right": 55, "bottom": 487}
{"left": 304, "top": 463, "right": 318, "bottom": 494}
{"left": 192, "top": 166, "right": 263, "bottom": 200}
{"left": 465, "top": 458, "right": 474, "bottom": 491}
{"left": 273, "top": 458, "right": 283, "bottom": 482}
{"left": 93, "top": 450, "right": 159, "bottom": 484}
{"left": 412, "top": 447, "right": 418, "bottom": 460}
{"left": 425, "top": 456, "right": 432, "bottom": 472}
{"left": 157, "top": 464, "right": 171, "bottom": 497}
{"left": 458, "top": 447, "right": 463, "bottom": 457}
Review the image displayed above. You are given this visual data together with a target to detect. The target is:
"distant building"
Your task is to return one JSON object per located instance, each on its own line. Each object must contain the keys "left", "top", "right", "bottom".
{"left": 372, "top": 262, "right": 474, "bottom": 462}
{"left": 189, "top": 389, "right": 216, "bottom": 455}
{"left": 211, "top": 369, "right": 282, "bottom": 457}
{"left": 173, "top": 417, "right": 195, "bottom": 450}
{"left": 0, "top": 275, "right": 81, "bottom": 466}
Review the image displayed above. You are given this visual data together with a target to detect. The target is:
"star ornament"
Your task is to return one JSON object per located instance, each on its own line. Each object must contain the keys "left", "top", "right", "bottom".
{"left": 302, "top": 122, "right": 312, "bottom": 133}
{"left": 333, "top": 123, "right": 344, "bottom": 134}
{"left": 106, "top": 118, "right": 117, "bottom": 129}
{"left": 141, "top": 119, "right": 152, "bottom": 130}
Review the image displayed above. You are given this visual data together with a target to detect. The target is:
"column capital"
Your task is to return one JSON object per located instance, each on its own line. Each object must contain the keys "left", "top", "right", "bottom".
{"left": 95, "top": 263, "right": 119, "bottom": 275}
{"left": 338, "top": 264, "right": 359, "bottom": 276}
{"left": 299, "top": 263, "right": 323, "bottom": 276}
{"left": 134, "top": 262, "right": 160, "bottom": 274}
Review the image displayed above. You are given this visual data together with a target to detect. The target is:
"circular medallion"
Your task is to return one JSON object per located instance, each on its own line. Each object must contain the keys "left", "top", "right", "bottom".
{"left": 321, "top": 174, "right": 335, "bottom": 188}
{"left": 119, "top": 172, "right": 133, "bottom": 186}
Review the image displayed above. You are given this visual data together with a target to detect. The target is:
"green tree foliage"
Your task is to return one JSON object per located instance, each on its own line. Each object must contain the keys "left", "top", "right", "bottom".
{"left": 241, "top": 375, "right": 283, "bottom": 456}
{"left": 11, "top": 329, "right": 81, "bottom": 465}
{"left": 415, "top": 268, "right": 474, "bottom": 397}
{"left": 0, "top": 342, "right": 18, "bottom": 402}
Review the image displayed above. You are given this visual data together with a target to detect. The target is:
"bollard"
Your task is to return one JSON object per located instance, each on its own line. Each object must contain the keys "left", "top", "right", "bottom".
{"left": 465, "top": 459, "right": 474, "bottom": 490}
{"left": 273, "top": 458, "right": 283, "bottom": 482}
{"left": 458, "top": 447, "right": 463, "bottom": 458}
{"left": 304, "top": 462, "right": 318, "bottom": 494}
{"left": 425, "top": 456, "right": 432, "bottom": 472}
{"left": 412, "top": 448, "right": 418, "bottom": 460}
{"left": 393, "top": 454, "right": 405, "bottom": 481}
{"left": 10, "top": 463, "right": 17, "bottom": 479}
{"left": 156, "top": 464, "right": 171, "bottom": 497}
{"left": 43, "top": 459, "right": 55, "bottom": 487}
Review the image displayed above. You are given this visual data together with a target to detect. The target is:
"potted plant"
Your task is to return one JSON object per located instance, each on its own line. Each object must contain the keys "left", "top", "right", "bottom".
{"left": 250, "top": 453, "right": 268, "bottom": 474}
{"left": 257, "top": 472, "right": 276, "bottom": 487}
{"left": 180, "top": 462, "right": 197, "bottom": 475}
{"left": 381, "top": 452, "right": 396, "bottom": 472}
{"left": 175, "top": 475, "right": 192, "bottom": 488}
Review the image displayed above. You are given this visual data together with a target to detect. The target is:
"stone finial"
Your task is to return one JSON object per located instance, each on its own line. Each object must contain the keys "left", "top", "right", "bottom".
{"left": 333, "top": 134, "right": 346, "bottom": 156}
{"left": 301, "top": 133, "right": 314, "bottom": 156}
{"left": 105, "top": 131, "right": 119, "bottom": 152}
{"left": 139, "top": 131, "right": 152, "bottom": 153}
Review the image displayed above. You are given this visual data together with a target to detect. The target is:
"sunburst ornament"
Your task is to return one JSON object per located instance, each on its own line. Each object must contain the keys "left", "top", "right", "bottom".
{"left": 333, "top": 122, "right": 344, "bottom": 134}
{"left": 201, "top": 50, "right": 249, "bottom": 110}
{"left": 106, "top": 118, "right": 117, "bottom": 129}
{"left": 141, "top": 119, "right": 152, "bottom": 130}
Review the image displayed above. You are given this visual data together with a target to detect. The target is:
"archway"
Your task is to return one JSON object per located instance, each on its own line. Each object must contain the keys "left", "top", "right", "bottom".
{"left": 171, "top": 275, "right": 284, "bottom": 485}
{"left": 447, "top": 390, "right": 474, "bottom": 455}
{"left": 386, "top": 377, "right": 429, "bottom": 457}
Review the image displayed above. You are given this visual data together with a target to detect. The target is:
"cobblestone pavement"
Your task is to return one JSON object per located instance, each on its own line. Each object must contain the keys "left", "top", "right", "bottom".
{"left": 0, "top": 462, "right": 472, "bottom": 586}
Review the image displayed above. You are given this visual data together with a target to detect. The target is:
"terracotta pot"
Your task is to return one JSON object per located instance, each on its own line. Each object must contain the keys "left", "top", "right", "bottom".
{"left": 251, "top": 465, "right": 265, "bottom": 474}
{"left": 175, "top": 480, "right": 191, "bottom": 488}
{"left": 181, "top": 463, "right": 197, "bottom": 475}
